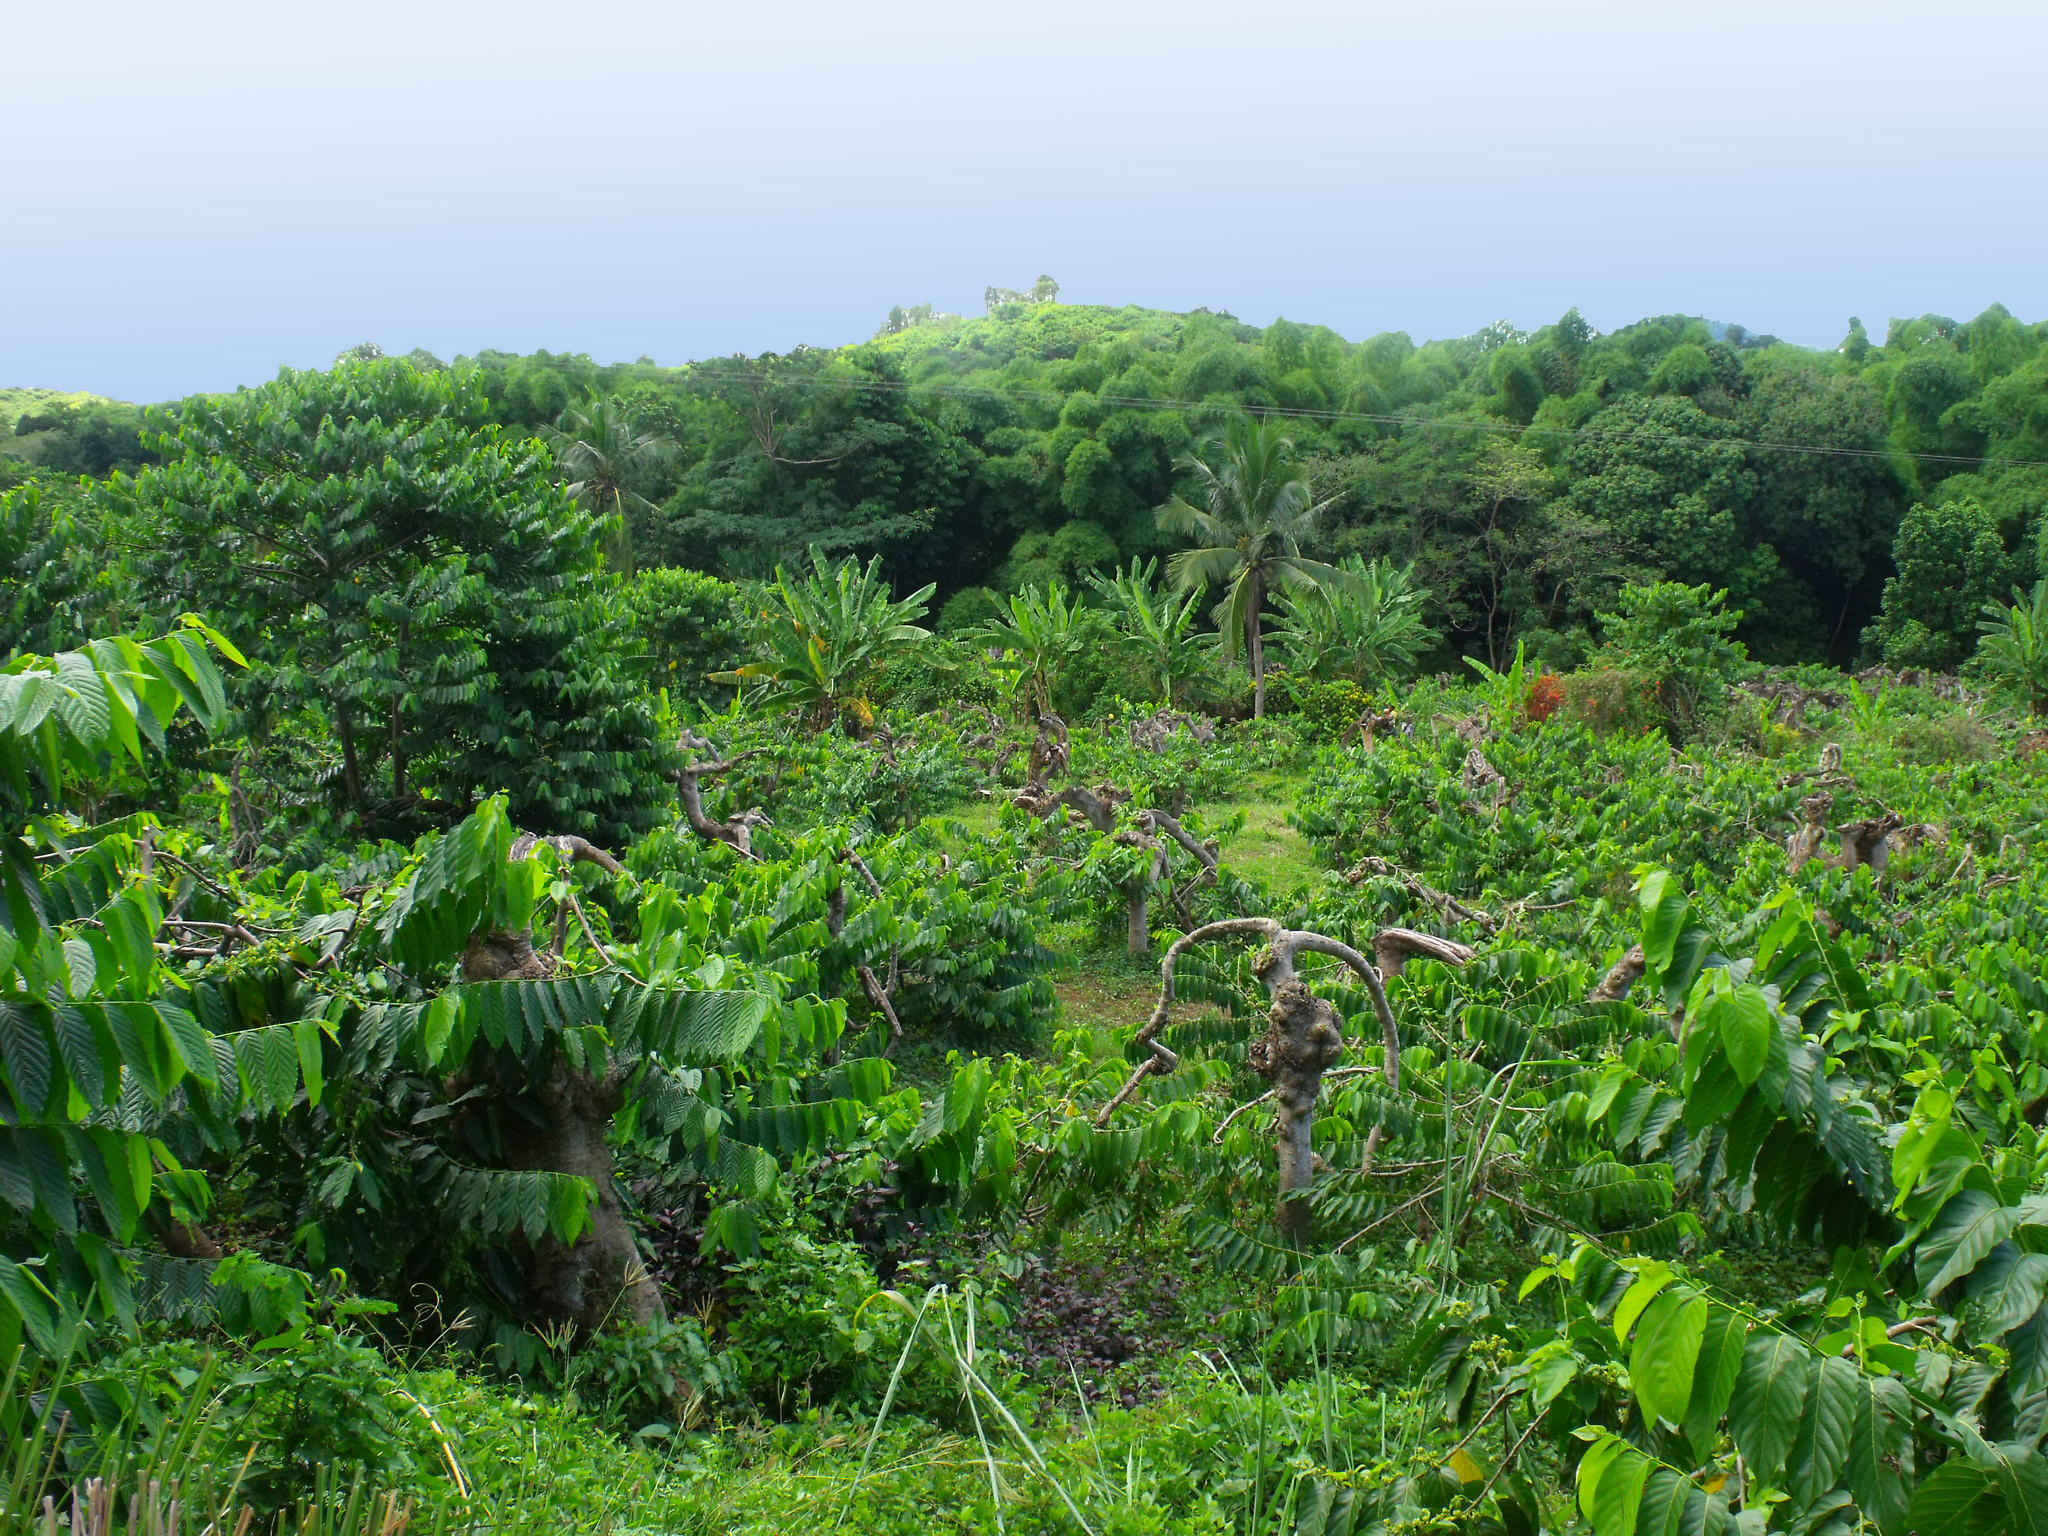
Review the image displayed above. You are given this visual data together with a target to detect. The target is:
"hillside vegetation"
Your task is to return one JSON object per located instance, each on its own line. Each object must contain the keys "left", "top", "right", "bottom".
{"left": 12, "top": 296, "right": 2048, "bottom": 672}
{"left": 3, "top": 304, "right": 2048, "bottom": 1534}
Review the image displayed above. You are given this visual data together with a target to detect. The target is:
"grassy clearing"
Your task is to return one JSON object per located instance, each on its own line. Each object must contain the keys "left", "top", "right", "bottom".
{"left": 1050, "top": 955, "right": 1167, "bottom": 1052}
{"left": 1210, "top": 773, "right": 1319, "bottom": 900}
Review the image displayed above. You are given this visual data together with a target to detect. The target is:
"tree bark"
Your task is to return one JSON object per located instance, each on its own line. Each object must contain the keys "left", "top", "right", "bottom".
{"left": 1588, "top": 944, "right": 1646, "bottom": 1003}
{"left": 1254, "top": 977, "right": 1345, "bottom": 1239}
{"left": 460, "top": 832, "right": 659, "bottom": 1335}
{"left": 1787, "top": 793, "right": 1833, "bottom": 873}
{"left": 503, "top": 1064, "right": 665, "bottom": 1333}
{"left": 1836, "top": 814, "right": 1902, "bottom": 877}
{"left": 1127, "top": 889, "right": 1149, "bottom": 956}
{"left": 1372, "top": 928, "right": 1477, "bottom": 979}
{"left": 1248, "top": 574, "right": 1267, "bottom": 719}
{"left": 675, "top": 730, "right": 770, "bottom": 856}
{"left": 1097, "top": 916, "right": 1469, "bottom": 1235}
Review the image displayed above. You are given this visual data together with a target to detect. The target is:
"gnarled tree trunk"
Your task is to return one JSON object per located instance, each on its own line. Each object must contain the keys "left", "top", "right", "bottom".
{"left": 1836, "top": 813, "right": 1902, "bottom": 877}
{"left": 1252, "top": 975, "right": 1346, "bottom": 1239}
{"left": 500, "top": 1063, "right": 662, "bottom": 1332}
{"left": 1098, "top": 915, "right": 1469, "bottom": 1237}
{"left": 1126, "top": 888, "right": 1150, "bottom": 956}
{"left": 675, "top": 729, "right": 771, "bottom": 856}
{"left": 462, "top": 832, "right": 664, "bottom": 1334}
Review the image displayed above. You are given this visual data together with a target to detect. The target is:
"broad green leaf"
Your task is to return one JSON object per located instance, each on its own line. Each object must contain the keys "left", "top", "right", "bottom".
{"left": 422, "top": 993, "right": 458, "bottom": 1066}
{"left": 1907, "top": 1461, "right": 2005, "bottom": 1536}
{"left": 1631, "top": 1289, "right": 1708, "bottom": 1426}
{"left": 1991, "top": 1444, "right": 2048, "bottom": 1536}
{"left": 74, "top": 1128, "right": 140, "bottom": 1241}
{"left": 1681, "top": 1055, "right": 1747, "bottom": 1134}
{"left": 1577, "top": 1433, "right": 1626, "bottom": 1530}
{"left": 0, "top": 1003, "right": 53, "bottom": 1118}
{"left": 1674, "top": 1488, "right": 1730, "bottom": 1536}
{"left": 1526, "top": 1342, "right": 1579, "bottom": 1407}
{"left": 1683, "top": 1305, "right": 1748, "bottom": 1460}
{"left": 1784, "top": 1354, "right": 1858, "bottom": 1505}
{"left": 944, "top": 1058, "right": 994, "bottom": 1136}
{"left": 1917, "top": 1189, "right": 2023, "bottom": 1298}
{"left": 99, "top": 891, "right": 158, "bottom": 997}
{"left": 1846, "top": 1376, "right": 1913, "bottom": 1536}
{"left": 713, "top": 1138, "right": 778, "bottom": 1200}
{"left": 1965, "top": 1247, "right": 2048, "bottom": 1343}
{"left": 1639, "top": 871, "right": 1687, "bottom": 975}
{"left": 1592, "top": 1442, "right": 1651, "bottom": 1536}
{"left": 1613, "top": 1262, "right": 1677, "bottom": 1346}
{"left": 1708, "top": 985, "right": 1772, "bottom": 1087}
{"left": 2008, "top": 1301, "right": 2048, "bottom": 1400}
{"left": 292, "top": 1018, "right": 325, "bottom": 1110}
{"left": 615, "top": 986, "right": 767, "bottom": 1063}
{"left": 1636, "top": 1469, "right": 1690, "bottom": 1536}
{"left": 1727, "top": 1332, "right": 1809, "bottom": 1480}
{"left": 157, "top": 1005, "right": 216, "bottom": 1091}
{"left": 0, "top": 1256, "right": 61, "bottom": 1354}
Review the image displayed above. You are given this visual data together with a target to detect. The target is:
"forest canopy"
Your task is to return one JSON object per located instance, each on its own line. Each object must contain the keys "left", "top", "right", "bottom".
{"left": 14, "top": 299, "right": 2048, "bottom": 676}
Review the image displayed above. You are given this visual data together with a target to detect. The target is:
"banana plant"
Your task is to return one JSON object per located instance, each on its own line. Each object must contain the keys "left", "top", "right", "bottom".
{"left": 969, "top": 578, "right": 1088, "bottom": 720}
{"left": 1977, "top": 578, "right": 2048, "bottom": 716}
{"left": 1088, "top": 558, "right": 1217, "bottom": 707}
{"left": 1271, "top": 554, "right": 1436, "bottom": 687}
{"left": 713, "top": 548, "right": 934, "bottom": 732}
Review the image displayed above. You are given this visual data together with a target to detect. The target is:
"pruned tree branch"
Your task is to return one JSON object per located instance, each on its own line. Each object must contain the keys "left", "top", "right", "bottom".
{"left": 1371, "top": 927, "right": 1477, "bottom": 979}
{"left": 1346, "top": 855, "right": 1497, "bottom": 929}
{"left": 1587, "top": 943, "right": 1645, "bottom": 1003}
{"left": 674, "top": 729, "right": 772, "bottom": 857}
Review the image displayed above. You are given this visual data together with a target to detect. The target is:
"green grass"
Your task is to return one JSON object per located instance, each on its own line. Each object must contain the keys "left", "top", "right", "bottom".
{"left": 1211, "top": 778, "right": 1320, "bottom": 900}
{"left": 1050, "top": 954, "right": 1168, "bottom": 1053}
{"left": 940, "top": 797, "right": 1004, "bottom": 839}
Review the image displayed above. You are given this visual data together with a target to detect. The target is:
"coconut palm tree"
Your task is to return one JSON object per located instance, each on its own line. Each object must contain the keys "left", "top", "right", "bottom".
{"left": 545, "top": 398, "right": 672, "bottom": 563}
{"left": 1155, "top": 416, "right": 1342, "bottom": 716}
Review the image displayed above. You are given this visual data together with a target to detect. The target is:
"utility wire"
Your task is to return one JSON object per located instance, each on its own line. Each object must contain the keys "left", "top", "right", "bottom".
{"left": 680, "top": 366, "right": 2048, "bottom": 471}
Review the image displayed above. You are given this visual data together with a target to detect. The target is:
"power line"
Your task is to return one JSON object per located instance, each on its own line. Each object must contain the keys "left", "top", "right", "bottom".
{"left": 681, "top": 366, "right": 2048, "bottom": 472}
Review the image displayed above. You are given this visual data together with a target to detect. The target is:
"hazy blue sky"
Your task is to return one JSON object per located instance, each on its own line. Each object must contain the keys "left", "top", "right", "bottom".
{"left": 9, "top": 0, "right": 2045, "bottom": 403}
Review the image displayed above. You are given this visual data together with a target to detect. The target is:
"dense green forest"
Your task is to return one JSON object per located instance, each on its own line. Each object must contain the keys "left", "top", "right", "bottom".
{"left": 5, "top": 297, "right": 2048, "bottom": 1535}
{"left": 11, "top": 296, "right": 2048, "bottom": 674}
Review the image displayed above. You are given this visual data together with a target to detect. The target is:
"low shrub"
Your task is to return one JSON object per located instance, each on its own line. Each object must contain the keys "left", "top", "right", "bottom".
{"left": 565, "top": 1315, "right": 731, "bottom": 1432}
{"left": 1890, "top": 711, "right": 1995, "bottom": 764}
{"left": 721, "top": 1219, "right": 908, "bottom": 1416}
{"left": 1558, "top": 667, "right": 1662, "bottom": 734}
{"left": 1293, "top": 678, "right": 1373, "bottom": 741}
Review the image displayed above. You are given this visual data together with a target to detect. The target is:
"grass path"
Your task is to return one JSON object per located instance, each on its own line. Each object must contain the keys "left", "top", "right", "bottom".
{"left": 931, "top": 771, "right": 1325, "bottom": 1048}
{"left": 1209, "top": 773, "right": 1319, "bottom": 900}
{"left": 1045, "top": 772, "right": 1323, "bottom": 1048}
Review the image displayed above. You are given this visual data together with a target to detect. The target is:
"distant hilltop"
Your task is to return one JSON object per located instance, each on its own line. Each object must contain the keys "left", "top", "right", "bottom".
{"left": 0, "top": 386, "right": 118, "bottom": 432}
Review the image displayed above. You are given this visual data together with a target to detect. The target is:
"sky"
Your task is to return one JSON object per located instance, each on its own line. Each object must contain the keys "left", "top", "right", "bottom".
{"left": 7, "top": 0, "right": 2047, "bottom": 404}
